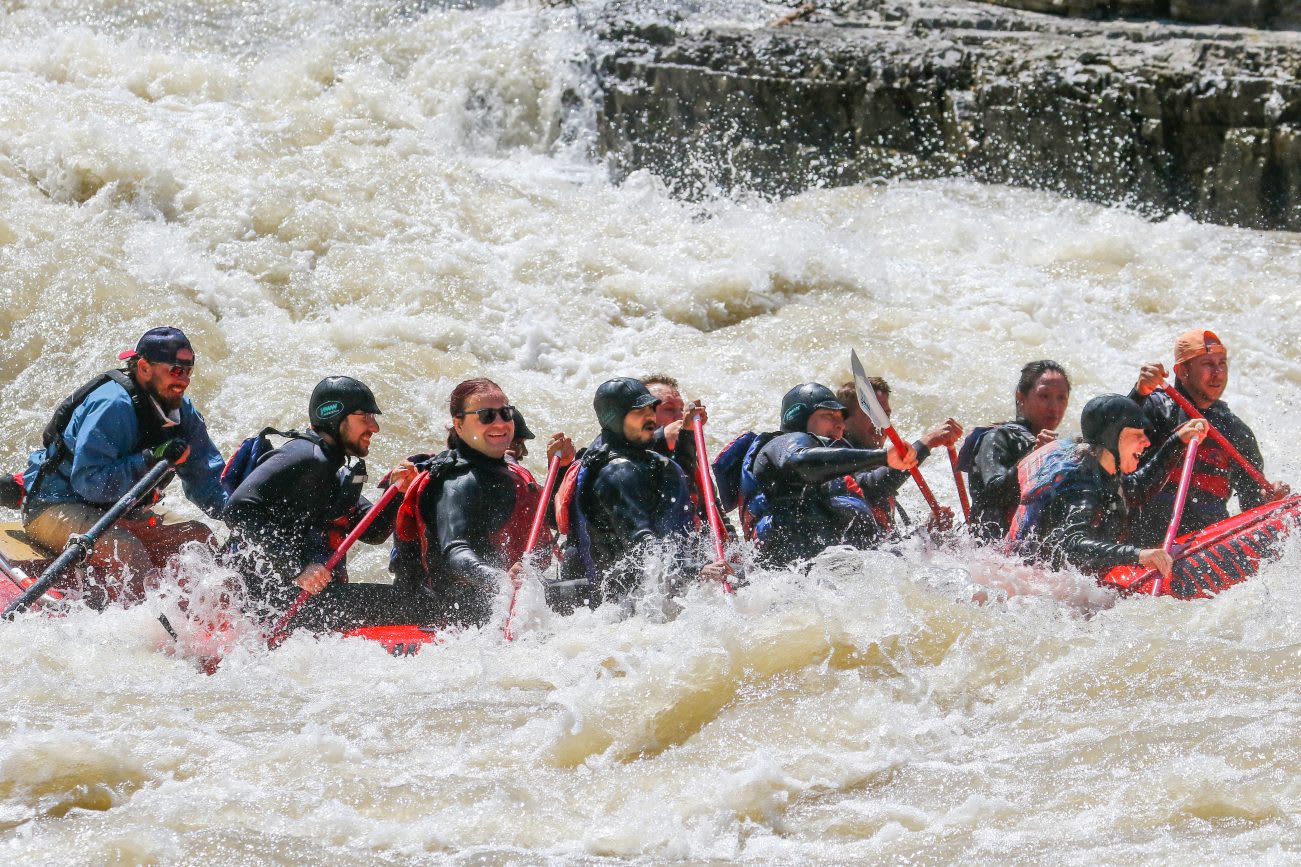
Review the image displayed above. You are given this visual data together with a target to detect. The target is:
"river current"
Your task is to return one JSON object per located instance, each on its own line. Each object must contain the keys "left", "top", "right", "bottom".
{"left": 3, "top": 1, "right": 1301, "bottom": 863}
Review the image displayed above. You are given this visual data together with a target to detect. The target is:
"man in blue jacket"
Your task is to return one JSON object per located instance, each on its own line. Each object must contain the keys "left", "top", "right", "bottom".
{"left": 21, "top": 327, "right": 226, "bottom": 605}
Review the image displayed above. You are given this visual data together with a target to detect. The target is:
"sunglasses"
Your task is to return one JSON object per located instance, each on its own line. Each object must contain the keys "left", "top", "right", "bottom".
{"left": 147, "top": 362, "right": 192, "bottom": 378}
{"left": 456, "top": 405, "right": 516, "bottom": 424}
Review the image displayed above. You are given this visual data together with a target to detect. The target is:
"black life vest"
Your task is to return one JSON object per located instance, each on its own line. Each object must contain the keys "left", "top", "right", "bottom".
{"left": 26, "top": 369, "right": 172, "bottom": 508}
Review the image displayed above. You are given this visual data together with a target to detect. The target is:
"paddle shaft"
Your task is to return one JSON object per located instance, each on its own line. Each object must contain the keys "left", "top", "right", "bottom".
{"left": 882, "top": 426, "right": 943, "bottom": 518}
{"left": 3, "top": 460, "right": 173, "bottom": 618}
{"left": 1161, "top": 385, "right": 1271, "bottom": 493}
{"left": 524, "top": 455, "right": 563, "bottom": 556}
{"left": 505, "top": 454, "right": 564, "bottom": 641}
{"left": 946, "top": 444, "right": 971, "bottom": 522}
{"left": 267, "top": 483, "right": 402, "bottom": 646}
{"left": 691, "top": 422, "right": 734, "bottom": 594}
{"left": 1153, "top": 435, "right": 1201, "bottom": 596}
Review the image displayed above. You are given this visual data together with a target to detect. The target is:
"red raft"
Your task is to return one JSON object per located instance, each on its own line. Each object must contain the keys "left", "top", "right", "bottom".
{"left": 1100, "top": 495, "right": 1301, "bottom": 599}
{"left": 339, "top": 624, "right": 441, "bottom": 656}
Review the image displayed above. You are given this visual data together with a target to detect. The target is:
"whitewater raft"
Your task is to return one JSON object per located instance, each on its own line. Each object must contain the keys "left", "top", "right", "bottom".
{"left": 1099, "top": 495, "right": 1301, "bottom": 599}
{"left": 0, "top": 521, "right": 442, "bottom": 656}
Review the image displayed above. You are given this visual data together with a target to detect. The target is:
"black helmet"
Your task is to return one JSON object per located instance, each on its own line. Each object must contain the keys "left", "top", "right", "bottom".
{"left": 780, "top": 382, "right": 846, "bottom": 432}
{"left": 512, "top": 409, "right": 536, "bottom": 441}
{"left": 310, "top": 376, "right": 381, "bottom": 434}
{"left": 594, "top": 377, "right": 661, "bottom": 436}
{"left": 1080, "top": 394, "right": 1146, "bottom": 459}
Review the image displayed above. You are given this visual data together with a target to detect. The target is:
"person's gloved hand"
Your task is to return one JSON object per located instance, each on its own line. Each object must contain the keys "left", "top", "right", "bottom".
{"left": 146, "top": 438, "right": 190, "bottom": 466}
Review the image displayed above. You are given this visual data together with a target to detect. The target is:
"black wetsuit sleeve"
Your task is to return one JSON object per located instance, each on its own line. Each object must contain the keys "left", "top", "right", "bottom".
{"left": 1122, "top": 434, "right": 1185, "bottom": 508}
{"left": 1054, "top": 486, "right": 1141, "bottom": 572}
{"left": 768, "top": 438, "right": 890, "bottom": 486}
{"left": 591, "top": 459, "right": 658, "bottom": 548}
{"left": 972, "top": 428, "right": 1029, "bottom": 511}
{"left": 436, "top": 472, "right": 507, "bottom": 590}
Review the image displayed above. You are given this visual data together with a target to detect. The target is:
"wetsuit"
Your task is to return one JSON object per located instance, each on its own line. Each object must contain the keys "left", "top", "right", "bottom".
{"left": 560, "top": 432, "right": 698, "bottom": 603}
{"left": 651, "top": 424, "right": 737, "bottom": 540}
{"left": 1128, "top": 382, "right": 1268, "bottom": 545}
{"left": 966, "top": 420, "right": 1037, "bottom": 542}
{"left": 222, "top": 432, "right": 427, "bottom": 630}
{"left": 1018, "top": 437, "right": 1185, "bottom": 574}
{"left": 395, "top": 442, "right": 547, "bottom": 627}
{"left": 750, "top": 432, "right": 891, "bottom": 565}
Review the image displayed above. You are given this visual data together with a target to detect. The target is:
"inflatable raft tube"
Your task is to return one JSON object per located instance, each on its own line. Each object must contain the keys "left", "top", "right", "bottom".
{"left": 1099, "top": 495, "right": 1301, "bottom": 599}
{"left": 0, "top": 521, "right": 442, "bottom": 655}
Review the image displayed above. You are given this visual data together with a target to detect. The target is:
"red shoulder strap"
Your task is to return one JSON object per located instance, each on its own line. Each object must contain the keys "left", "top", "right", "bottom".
{"left": 554, "top": 461, "right": 582, "bottom": 537}
{"left": 394, "top": 470, "right": 432, "bottom": 544}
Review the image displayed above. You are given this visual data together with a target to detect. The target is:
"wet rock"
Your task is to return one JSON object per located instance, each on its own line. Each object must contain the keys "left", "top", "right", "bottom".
{"left": 975, "top": 0, "right": 1301, "bottom": 29}
{"left": 592, "top": 0, "right": 1301, "bottom": 230}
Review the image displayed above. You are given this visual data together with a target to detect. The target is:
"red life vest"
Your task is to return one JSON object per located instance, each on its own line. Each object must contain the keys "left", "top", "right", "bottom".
{"left": 492, "top": 461, "right": 549, "bottom": 565}
{"left": 1164, "top": 438, "right": 1232, "bottom": 500}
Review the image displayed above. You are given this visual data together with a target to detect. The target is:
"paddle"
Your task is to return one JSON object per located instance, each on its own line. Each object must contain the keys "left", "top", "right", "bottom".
{"left": 2, "top": 460, "right": 174, "bottom": 618}
{"left": 946, "top": 445, "right": 971, "bottom": 523}
{"left": 691, "top": 418, "right": 735, "bottom": 594}
{"left": 849, "top": 350, "right": 944, "bottom": 521}
{"left": 504, "top": 453, "right": 563, "bottom": 641}
{"left": 266, "top": 483, "right": 403, "bottom": 648}
{"left": 1152, "top": 434, "right": 1201, "bottom": 596}
{"left": 1160, "top": 384, "right": 1273, "bottom": 495}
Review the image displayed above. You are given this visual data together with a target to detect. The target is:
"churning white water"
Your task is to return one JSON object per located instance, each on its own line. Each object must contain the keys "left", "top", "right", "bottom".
{"left": 3, "top": 1, "right": 1301, "bottom": 863}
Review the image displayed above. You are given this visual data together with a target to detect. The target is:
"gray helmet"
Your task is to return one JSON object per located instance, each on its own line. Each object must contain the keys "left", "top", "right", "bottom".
{"left": 780, "top": 382, "right": 846, "bottom": 433}
{"left": 310, "top": 376, "right": 381, "bottom": 435}
{"left": 1080, "top": 394, "right": 1146, "bottom": 459}
{"left": 593, "top": 377, "right": 660, "bottom": 437}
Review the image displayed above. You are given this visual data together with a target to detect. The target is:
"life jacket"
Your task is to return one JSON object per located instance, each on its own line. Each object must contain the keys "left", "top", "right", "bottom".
{"left": 391, "top": 451, "right": 545, "bottom": 579}
{"left": 823, "top": 472, "right": 886, "bottom": 537}
{"left": 561, "top": 447, "right": 695, "bottom": 583}
{"left": 323, "top": 457, "right": 369, "bottom": 576}
{"left": 491, "top": 460, "right": 548, "bottom": 566}
{"left": 844, "top": 471, "right": 894, "bottom": 533}
{"left": 713, "top": 432, "right": 757, "bottom": 513}
{"left": 25, "top": 369, "right": 171, "bottom": 509}
{"left": 392, "top": 451, "right": 459, "bottom": 578}
{"left": 955, "top": 425, "right": 996, "bottom": 473}
{"left": 737, "top": 431, "right": 780, "bottom": 540}
{"left": 1163, "top": 438, "right": 1232, "bottom": 501}
{"left": 1007, "top": 439, "right": 1093, "bottom": 546}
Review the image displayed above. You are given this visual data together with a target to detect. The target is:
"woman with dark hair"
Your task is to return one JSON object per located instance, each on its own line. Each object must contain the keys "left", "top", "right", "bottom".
{"left": 389, "top": 379, "right": 575, "bottom": 627}
{"left": 963, "top": 360, "right": 1072, "bottom": 542}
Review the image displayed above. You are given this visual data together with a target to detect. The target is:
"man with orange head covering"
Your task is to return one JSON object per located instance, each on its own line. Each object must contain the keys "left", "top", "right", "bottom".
{"left": 1128, "top": 329, "right": 1289, "bottom": 545}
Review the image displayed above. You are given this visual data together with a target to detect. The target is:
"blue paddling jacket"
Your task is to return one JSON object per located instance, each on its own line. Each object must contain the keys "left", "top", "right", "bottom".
{"left": 23, "top": 375, "right": 226, "bottom": 517}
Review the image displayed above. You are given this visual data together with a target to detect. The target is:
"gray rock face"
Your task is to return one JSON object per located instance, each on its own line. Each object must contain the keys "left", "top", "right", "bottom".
{"left": 593, "top": 0, "right": 1301, "bottom": 230}
{"left": 974, "top": 0, "right": 1301, "bottom": 29}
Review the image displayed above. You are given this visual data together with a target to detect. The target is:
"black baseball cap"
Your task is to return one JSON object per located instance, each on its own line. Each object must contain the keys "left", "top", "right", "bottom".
{"left": 118, "top": 327, "right": 195, "bottom": 366}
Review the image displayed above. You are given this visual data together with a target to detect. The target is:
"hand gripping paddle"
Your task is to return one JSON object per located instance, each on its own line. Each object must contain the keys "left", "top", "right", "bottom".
{"left": 849, "top": 350, "right": 944, "bottom": 521}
